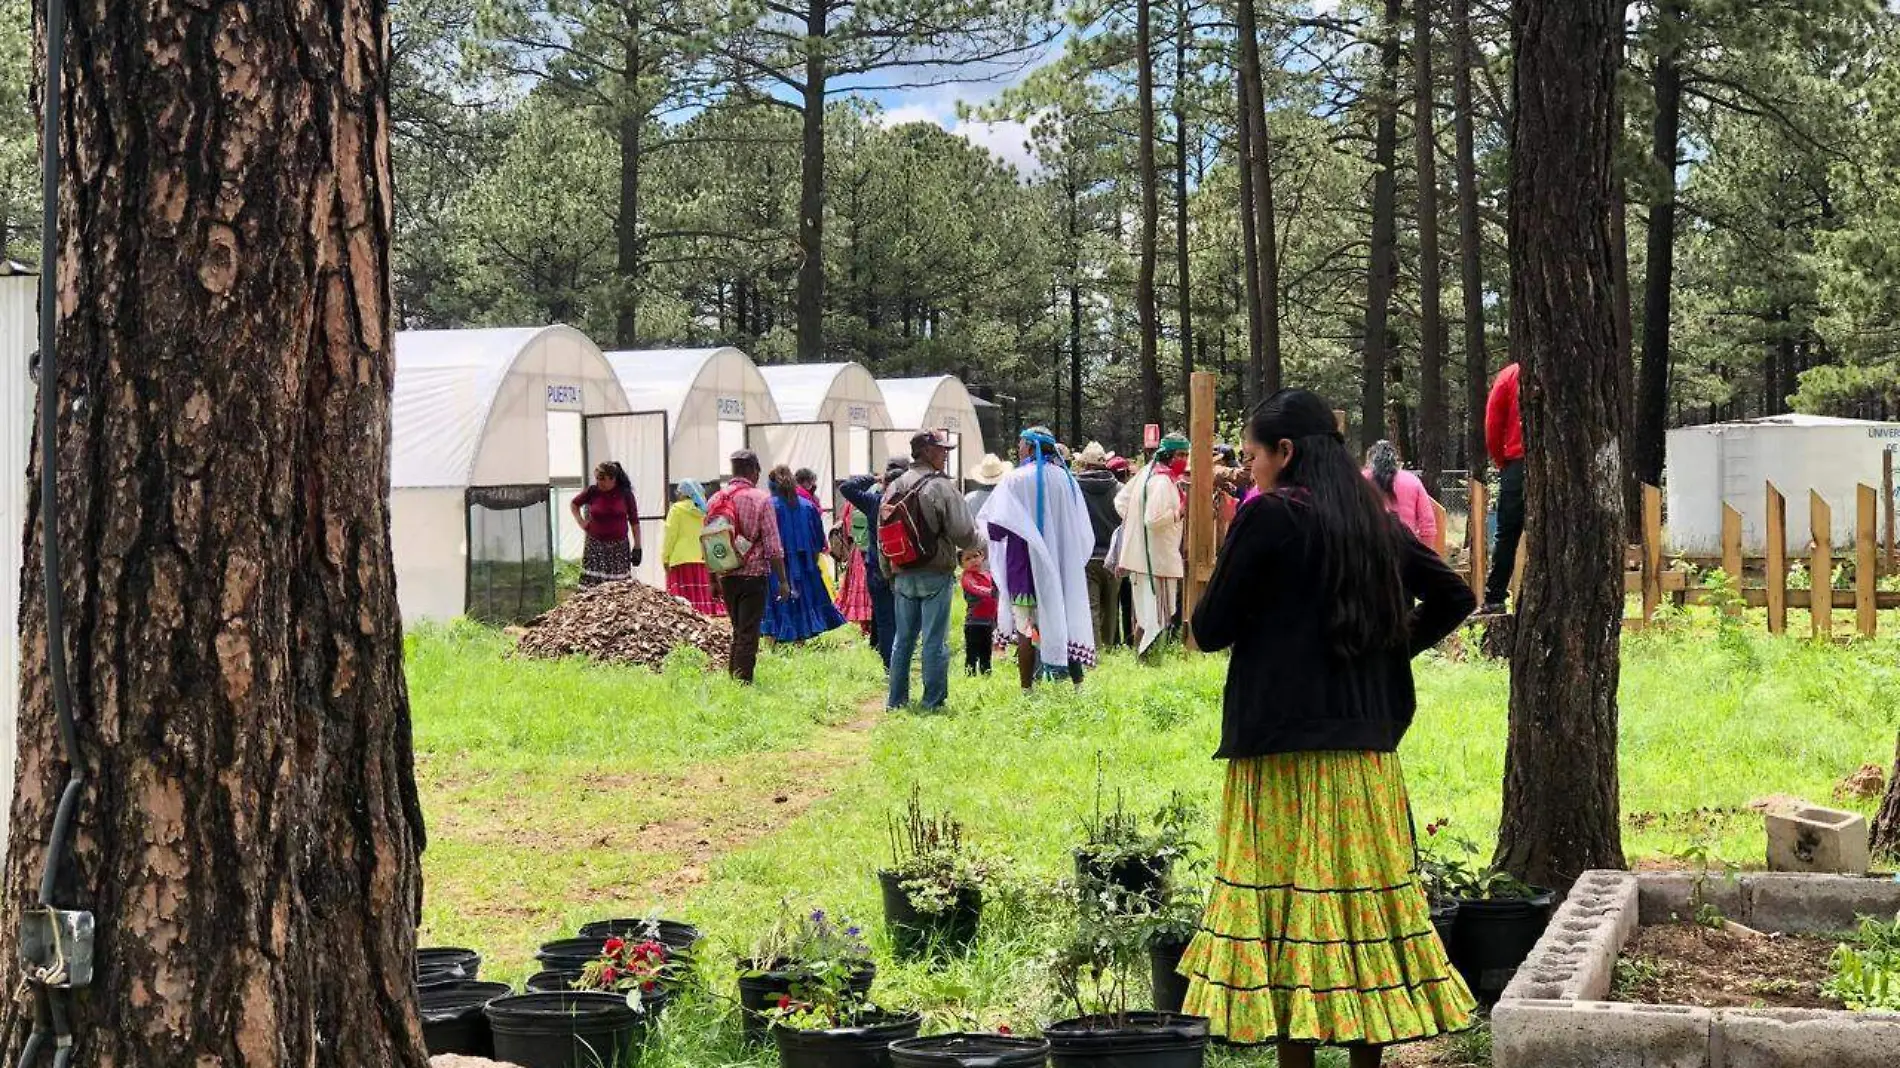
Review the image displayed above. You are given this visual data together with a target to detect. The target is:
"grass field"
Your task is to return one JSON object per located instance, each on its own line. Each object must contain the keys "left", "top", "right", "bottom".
{"left": 409, "top": 614, "right": 1898, "bottom": 1066}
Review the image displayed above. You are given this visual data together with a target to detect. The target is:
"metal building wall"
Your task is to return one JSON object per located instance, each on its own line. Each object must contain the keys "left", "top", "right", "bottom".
{"left": 0, "top": 264, "right": 38, "bottom": 856}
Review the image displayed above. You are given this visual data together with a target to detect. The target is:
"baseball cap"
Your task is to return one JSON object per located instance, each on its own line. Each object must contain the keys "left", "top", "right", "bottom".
{"left": 911, "top": 429, "right": 953, "bottom": 451}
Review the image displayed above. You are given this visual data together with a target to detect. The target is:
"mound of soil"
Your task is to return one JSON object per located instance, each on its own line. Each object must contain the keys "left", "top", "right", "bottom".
{"left": 1613, "top": 923, "right": 1842, "bottom": 1010}
{"left": 517, "top": 580, "right": 732, "bottom": 671}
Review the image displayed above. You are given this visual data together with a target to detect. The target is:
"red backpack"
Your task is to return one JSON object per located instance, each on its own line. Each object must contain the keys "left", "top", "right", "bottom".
{"left": 878, "top": 472, "right": 947, "bottom": 568}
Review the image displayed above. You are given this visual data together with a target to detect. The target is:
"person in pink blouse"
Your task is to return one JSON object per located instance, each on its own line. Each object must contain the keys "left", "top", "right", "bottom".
{"left": 1364, "top": 440, "right": 1438, "bottom": 545}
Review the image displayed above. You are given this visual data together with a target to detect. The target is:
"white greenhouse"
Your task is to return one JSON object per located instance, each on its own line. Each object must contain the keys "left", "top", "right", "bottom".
{"left": 1, "top": 262, "right": 36, "bottom": 854}
{"left": 392, "top": 325, "right": 632, "bottom": 623}
{"left": 606, "top": 347, "right": 780, "bottom": 583}
{"left": 1665, "top": 413, "right": 1900, "bottom": 554}
{"left": 878, "top": 375, "right": 986, "bottom": 484}
{"left": 759, "top": 362, "right": 893, "bottom": 507}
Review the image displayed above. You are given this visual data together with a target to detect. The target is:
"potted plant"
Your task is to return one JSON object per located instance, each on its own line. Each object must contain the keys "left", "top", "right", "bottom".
{"left": 1075, "top": 777, "right": 1199, "bottom": 909}
{"left": 737, "top": 905, "right": 877, "bottom": 1045}
{"left": 880, "top": 787, "right": 994, "bottom": 958}
{"left": 1416, "top": 817, "right": 1464, "bottom": 941}
{"left": 484, "top": 990, "right": 655, "bottom": 1068}
{"left": 768, "top": 949, "right": 922, "bottom": 1068}
{"left": 889, "top": 1032, "right": 1051, "bottom": 1066}
{"left": 1043, "top": 879, "right": 1210, "bottom": 1067}
{"left": 572, "top": 934, "right": 673, "bottom": 1015}
{"left": 1425, "top": 825, "right": 1554, "bottom": 1005}
{"left": 1143, "top": 880, "right": 1206, "bottom": 1016}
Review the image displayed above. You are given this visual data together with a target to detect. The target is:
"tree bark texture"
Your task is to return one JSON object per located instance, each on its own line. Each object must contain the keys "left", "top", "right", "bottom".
{"left": 1496, "top": 0, "right": 1630, "bottom": 890}
{"left": 616, "top": 107, "right": 643, "bottom": 347}
{"left": 1362, "top": 0, "right": 1403, "bottom": 450}
{"left": 1414, "top": 0, "right": 1446, "bottom": 488}
{"left": 8, "top": 1, "right": 428, "bottom": 1064}
{"left": 1235, "top": 67, "right": 1266, "bottom": 400}
{"left": 1872, "top": 733, "right": 1900, "bottom": 860}
{"left": 1453, "top": 0, "right": 1490, "bottom": 478}
{"left": 1137, "top": 0, "right": 1162, "bottom": 426}
{"left": 1235, "top": 0, "right": 1281, "bottom": 401}
{"left": 1174, "top": 1, "right": 1194, "bottom": 413}
{"left": 795, "top": 5, "right": 829, "bottom": 363}
{"left": 1635, "top": 0, "right": 1681, "bottom": 491}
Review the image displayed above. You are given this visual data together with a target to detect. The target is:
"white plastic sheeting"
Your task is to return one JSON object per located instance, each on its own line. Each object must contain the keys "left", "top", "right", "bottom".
{"left": 1664, "top": 414, "right": 1900, "bottom": 554}
{"left": 1, "top": 266, "right": 36, "bottom": 857}
{"left": 586, "top": 411, "right": 670, "bottom": 586}
{"left": 877, "top": 376, "right": 986, "bottom": 482}
{"left": 748, "top": 422, "right": 837, "bottom": 514}
{"left": 759, "top": 363, "right": 891, "bottom": 486}
{"left": 608, "top": 347, "right": 779, "bottom": 483}
{"left": 391, "top": 326, "right": 630, "bottom": 622}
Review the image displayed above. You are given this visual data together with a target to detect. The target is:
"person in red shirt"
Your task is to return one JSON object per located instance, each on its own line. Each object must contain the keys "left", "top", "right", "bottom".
{"left": 959, "top": 547, "right": 998, "bottom": 676}
{"left": 1483, "top": 362, "right": 1525, "bottom": 613}
{"left": 705, "top": 451, "right": 791, "bottom": 683}
{"left": 571, "top": 462, "right": 641, "bottom": 586}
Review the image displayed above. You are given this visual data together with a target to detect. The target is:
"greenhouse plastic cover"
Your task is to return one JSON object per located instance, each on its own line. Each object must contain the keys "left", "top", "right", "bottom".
{"left": 608, "top": 348, "right": 779, "bottom": 481}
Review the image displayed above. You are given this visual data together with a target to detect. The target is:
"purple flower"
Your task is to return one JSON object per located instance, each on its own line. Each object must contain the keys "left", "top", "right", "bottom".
{"left": 845, "top": 926, "right": 862, "bottom": 938}
{"left": 810, "top": 909, "right": 827, "bottom": 924}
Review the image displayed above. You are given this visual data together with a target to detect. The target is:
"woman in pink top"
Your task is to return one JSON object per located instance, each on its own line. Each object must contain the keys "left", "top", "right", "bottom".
{"left": 1364, "top": 440, "right": 1438, "bottom": 545}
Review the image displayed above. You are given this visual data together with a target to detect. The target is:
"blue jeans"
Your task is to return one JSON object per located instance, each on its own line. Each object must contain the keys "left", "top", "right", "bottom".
{"left": 889, "top": 571, "right": 954, "bottom": 710}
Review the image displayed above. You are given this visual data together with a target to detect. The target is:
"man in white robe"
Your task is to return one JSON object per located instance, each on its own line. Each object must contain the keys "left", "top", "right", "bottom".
{"left": 1116, "top": 432, "right": 1187, "bottom": 655}
{"left": 976, "top": 427, "right": 1097, "bottom": 690}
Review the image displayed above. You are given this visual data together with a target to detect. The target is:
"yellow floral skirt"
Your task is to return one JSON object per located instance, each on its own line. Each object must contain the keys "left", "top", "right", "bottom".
{"left": 1180, "top": 751, "right": 1476, "bottom": 1047}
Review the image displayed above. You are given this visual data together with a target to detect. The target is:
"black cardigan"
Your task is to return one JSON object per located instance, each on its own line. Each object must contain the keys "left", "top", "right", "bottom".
{"left": 1190, "top": 491, "right": 1477, "bottom": 759}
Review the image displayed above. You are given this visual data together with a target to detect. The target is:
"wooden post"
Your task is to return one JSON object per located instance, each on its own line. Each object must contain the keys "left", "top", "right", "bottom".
{"left": 1721, "top": 504, "right": 1743, "bottom": 618}
{"left": 1468, "top": 477, "right": 1489, "bottom": 603}
{"left": 1334, "top": 409, "right": 1348, "bottom": 436}
{"left": 1431, "top": 498, "right": 1449, "bottom": 558}
{"left": 1766, "top": 481, "right": 1787, "bottom": 635}
{"left": 1858, "top": 484, "right": 1878, "bottom": 639}
{"left": 1183, "top": 372, "right": 1217, "bottom": 649}
{"left": 1810, "top": 490, "right": 1832, "bottom": 641}
{"left": 1885, "top": 449, "right": 1895, "bottom": 574}
{"left": 1642, "top": 484, "right": 1663, "bottom": 622}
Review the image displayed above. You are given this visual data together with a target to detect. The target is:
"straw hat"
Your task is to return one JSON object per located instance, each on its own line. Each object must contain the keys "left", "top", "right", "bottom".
{"left": 970, "top": 453, "right": 1011, "bottom": 485}
{"left": 1076, "top": 441, "right": 1110, "bottom": 468}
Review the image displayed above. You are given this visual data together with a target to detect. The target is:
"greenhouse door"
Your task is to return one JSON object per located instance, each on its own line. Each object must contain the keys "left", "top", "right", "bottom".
{"left": 466, "top": 484, "right": 557, "bottom": 623}
{"left": 747, "top": 421, "right": 836, "bottom": 514}
{"left": 585, "top": 411, "right": 670, "bottom": 586}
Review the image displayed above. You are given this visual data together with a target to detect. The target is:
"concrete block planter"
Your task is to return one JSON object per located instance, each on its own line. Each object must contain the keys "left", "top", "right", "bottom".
{"left": 1491, "top": 870, "right": 1900, "bottom": 1068}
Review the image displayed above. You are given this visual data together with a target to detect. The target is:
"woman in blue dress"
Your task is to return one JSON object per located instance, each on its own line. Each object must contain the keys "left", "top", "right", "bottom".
{"left": 764, "top": 465, "right": 847, "bottom": 643}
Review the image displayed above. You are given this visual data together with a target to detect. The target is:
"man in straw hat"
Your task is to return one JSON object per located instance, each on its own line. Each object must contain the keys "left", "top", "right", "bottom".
{"left": 964, "top": 452, "right": 1009, "bottom": 520}
{"left": 977, "top": 427, "right": 1097, "bottom": 690}
{"left": 1116, "top": 432, "right": 1188, "bottom": 656}
{"left": 1072, "top": 442, "right": 1125, "bottom": 650}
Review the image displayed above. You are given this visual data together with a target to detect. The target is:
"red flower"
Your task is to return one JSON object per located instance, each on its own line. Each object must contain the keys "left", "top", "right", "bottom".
{"left": 601, "top": 966, "right": 618, "bottom": 983}
{"left": 603, "top": 937, "right": 626, "bottom": 956}
{"left": 638, "top": 940, "right": 666, "bottom": 962}
{"left": 997, "top": 1025, "right": 1012, "bottom": 1036}
{"left": 776, "top": 995, "right": 793, "bottom": 1011}
{"left": 642, "top": 980, "right": 657, "bottom": 993}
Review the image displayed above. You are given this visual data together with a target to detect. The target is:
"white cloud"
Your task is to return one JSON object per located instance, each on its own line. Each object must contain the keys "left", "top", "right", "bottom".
{"left": 874, "top": 101, "right": 1041, "bottom": 176}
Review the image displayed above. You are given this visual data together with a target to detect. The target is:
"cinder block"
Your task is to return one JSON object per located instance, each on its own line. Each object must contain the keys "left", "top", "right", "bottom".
{"left": 1744, "top": 873, "right": 1900, "bottom": 935}
{"left": 1637, "top": 871, "right": 1747, "bottom": 927}
{"left": 1503, "top": 869, "right": 1637, "bottom": 1003}
{"left": 1493, "top": 1000, "right": 1712, "bottom": 1068}
{"left": 1768, "top": 805, "right": 1871, "bottom": 875}
{"left": 1718, "top": 1007, "right": 1900, "bottom": 1068}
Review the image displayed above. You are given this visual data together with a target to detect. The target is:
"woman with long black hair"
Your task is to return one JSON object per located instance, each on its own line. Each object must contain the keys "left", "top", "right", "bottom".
{"left": 1180, "top": 390, "right": 1477, "bottom": 1067}
{"left": 571, "top": 461, "right": 641, "bottom": 587}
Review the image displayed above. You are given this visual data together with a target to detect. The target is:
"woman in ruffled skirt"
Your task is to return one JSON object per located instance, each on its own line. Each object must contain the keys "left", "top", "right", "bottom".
{"left": 1183, "top": 390, "right": 1478, "bottom": 1068}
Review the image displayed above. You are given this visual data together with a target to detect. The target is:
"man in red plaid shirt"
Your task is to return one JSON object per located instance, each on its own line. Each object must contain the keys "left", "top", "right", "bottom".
{"left": 707, "top": 450, "right": 789, "bottom": 683}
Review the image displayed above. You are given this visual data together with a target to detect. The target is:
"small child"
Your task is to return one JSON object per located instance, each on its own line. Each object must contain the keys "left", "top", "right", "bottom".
{"left": 959, "top": 547, "right": 997, "bottom": 676}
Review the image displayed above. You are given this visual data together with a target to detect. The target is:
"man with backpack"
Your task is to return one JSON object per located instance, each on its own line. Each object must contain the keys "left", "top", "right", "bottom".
{"left": 703, "top": 450, "right": 790, "bottom": 684}
{"left": 878, "top": 430, "right": 979, "bottom": 711}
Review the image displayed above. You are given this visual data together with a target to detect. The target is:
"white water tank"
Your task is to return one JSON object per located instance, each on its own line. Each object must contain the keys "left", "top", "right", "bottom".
{"left": 1, "top": 261, "right": 37, "bottom": 857}
{"left": 1664, "top": 414, "right": 1900, "bottom": 554}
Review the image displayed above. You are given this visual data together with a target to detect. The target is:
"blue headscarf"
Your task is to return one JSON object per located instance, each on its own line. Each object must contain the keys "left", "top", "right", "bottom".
{"left": 1019, "top": 426, "right": 1069, "bottom": 532}
{"left": 677, "top": 478, "right": 707, "bottom": 512}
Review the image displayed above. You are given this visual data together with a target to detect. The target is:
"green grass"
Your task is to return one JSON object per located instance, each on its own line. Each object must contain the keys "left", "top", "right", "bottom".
{"left": 409, "top": 612, "right": 1898, "bottom": 1066}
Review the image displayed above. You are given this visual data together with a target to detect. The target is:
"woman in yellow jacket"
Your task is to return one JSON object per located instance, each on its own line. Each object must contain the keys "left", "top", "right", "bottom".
{"left": 662, "top": 480, "right": 724, "bottom": 615}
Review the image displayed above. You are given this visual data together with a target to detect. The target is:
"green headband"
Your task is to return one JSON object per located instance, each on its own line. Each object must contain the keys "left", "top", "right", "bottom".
{"left": 1158, "top": 434, "right": 1189, "bottom": 452}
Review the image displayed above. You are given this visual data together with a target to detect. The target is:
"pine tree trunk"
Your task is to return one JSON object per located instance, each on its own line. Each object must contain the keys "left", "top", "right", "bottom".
{"left": 1635, "top": 0, "right": 1681, "bottom": 490}
{"left": 1362, "top": 0, "right": 1404, "bottom": 450}
{"left": 1235, "top": 68, "right": 1266, "bottom": 402}
{"left": 1174, "top": 0, "right": 1194, "bottom": 412}
{"left": 5, "top": 0, "right": 428, "bottom": 1064}
{"left": 795, "top": 4, "right": 829, "bottom": 363}
{"left": 1137, "top": 0, "right": 1162, "bottom": 427}
{"left": 1453, "top": 0, "right": 1489, "bottom": 479}
{"left": 1235, "top": 0, "right": 1280, "bottom": 399}
{"left": 616, "top": 107, "right": 643, "bottom": 346}
{"left": 1415, "top": 0, "right": 1446, "bottom": 490}
{"left": 1495, "top": 0, "right": 1630, "bottom": 891}
{"left": 1873, "top": 733, "right": 1900, "bottom": 860}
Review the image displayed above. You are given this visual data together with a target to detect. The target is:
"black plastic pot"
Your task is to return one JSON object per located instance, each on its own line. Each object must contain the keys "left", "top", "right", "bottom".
{"left": 770, "top": 1010, "right": 923, "bottom": 1068}
{"left": 420, "top": 980, "right": 511, "bottom": 1057}
{"left": 1074, "top": 850, "right": 1171, "bottom": 906}
{"left": 1148, "top": 936, "right": 1191, "bottom": 1014}
{"left": 878, "top": 870, "right": 982, "bottom": 958}
{"left": 1448, "top": 890, "right": 1554, "bottom": 1005}
{"left": 1045, "top": 1013, "right": 1209, "bottom": 1068}
{"left": 536, "top": 937, "right": 617, "bottom": 972}
{"left": 486, "top": 991, "right": 658, "bottom": 1068}
{"left": 417, "top": 966, "right": 466, "bottom": 992}
{"left": 577, "top": 917, "right": 702, "bottom": 956}
{"left": 890, "top": 1033, "right": 1050, "bottom": 1066}
{"left": 735, "top": 957, "right": 877, "bottom": 1045}
{"left": 1429, "top": 901, "right": 1459, "bottom": 946}
{"left": 525, "top": 969, "right": 582, "bottom": 993}
{"left": 417, "top": 947, "right": 483, "bottom": 983}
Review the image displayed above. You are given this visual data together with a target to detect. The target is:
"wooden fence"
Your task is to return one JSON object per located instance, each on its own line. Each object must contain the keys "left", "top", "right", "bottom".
{"left": 1442, "top": 459, "right": 1900, "bottom": 638}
